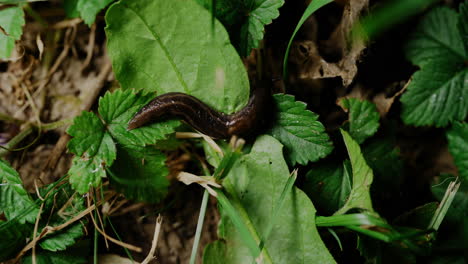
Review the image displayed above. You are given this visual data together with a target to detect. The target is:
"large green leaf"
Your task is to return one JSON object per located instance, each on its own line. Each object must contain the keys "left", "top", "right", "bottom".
{"left": 0, "top": 159, "right": 39, "bottom": 224}
{"left": 446, "top": 122, "right": 468, "bottom": 180}
{"left": 196, "top": 0, "right": 284, "bottom": 57}
{"left": 0, "top": 6, "right": 25, "bottom": 59}
{"left": 203, "top": 135, "right": 335, "bottom": 263}
{"left": 401, "top": 6, "right": 468, "bottom": 127}
{"left": 98, "top": 89, "right": 179, "bottom": 147}
{"left": 335, "top": 130, "right": 375, "bottom": 215}
{"left": 459, "top": 2, "right": 468, "bottom": 53}
{"left": 109, "top": 145, "right": 169, "bottom": 202}
{"left": 269, "top": 94, "right": 333, "bottom": 165}
{"left": 105, "top": 0, "right": 249, "bottom": 114}
{"left": 339, "top": 98, "right": 380, "bottom": 144}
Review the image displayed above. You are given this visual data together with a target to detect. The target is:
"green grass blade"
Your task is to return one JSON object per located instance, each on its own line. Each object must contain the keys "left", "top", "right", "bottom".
{"left": 428, "top": 180, "right": 461, "bottom": 230}
{"left": 189, "top": 189, "right": 210, "bottom": 264}
{"left": 282, "top": 0, "right": 333, "bottom": 80}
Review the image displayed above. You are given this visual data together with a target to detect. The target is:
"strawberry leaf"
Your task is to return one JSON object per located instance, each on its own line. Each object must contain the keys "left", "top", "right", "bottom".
{"left": 98, "top": 89, "right": 179, "bottom": 147}
{"left": 339, "top": 98, "right": 380, "bottom": 144}
{"left": 269, "top": 94, "right": 333, "bottom": 165}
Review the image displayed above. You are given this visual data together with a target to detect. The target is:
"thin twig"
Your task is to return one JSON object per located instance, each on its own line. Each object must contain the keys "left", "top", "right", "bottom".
{"left": 141, "top": 215, "right": 163, "bottom": 264}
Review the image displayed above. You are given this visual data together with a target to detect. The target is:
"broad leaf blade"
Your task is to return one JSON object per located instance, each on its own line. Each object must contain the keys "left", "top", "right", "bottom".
{"left": 204, "top": 135, "right": 336, "bottom": 263}
{"left": 459, "top": 2, "right": 468, "bottom": 53}
{"left": 0, "top": 159, "right": 39, "bottom": 224}
{"left": 109, "top": 145, "right": 169, "bottom": 202}
{"left": 0, "top": 6, "right": 25, "bottom": 59}
{"left": 335, "top": 129, "right": 375, "bottom": 215}
{"left": 339, "top": 98, "right": 380, "bottom": 144}
{"left": 105, "top": 0, "right": 249, "bottom": 114}
{"left": 269, "top": 94, "right": 333, "bottom": 165}
{"left": 446, "top": 122, "right": 468, "bottom": 180}
{"left": 98, "top": 89, "right": 179, "bottom": 147}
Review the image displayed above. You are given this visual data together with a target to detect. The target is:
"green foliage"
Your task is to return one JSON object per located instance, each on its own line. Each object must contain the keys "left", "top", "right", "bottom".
{"left": 195, "top": 0, "right": 284, "bottom": 57}
{"left": 335, "top": 130, "right": 375, "bottom": 215}
{"left": 0, "top": 159, "right": 39, "bottom": 224}
{"left": 98, "top": 89, "right": 179, "bottom": 147}
{"left": 446, "top": 122, "right": 468, "bottom": 180}
{"left": 339, "top": 98, "right": 380, "bottom": 144}
{"left": 401, "top": 5, "right": 468, "bottom": 127}
{"left": 203, "top": 135, "right": 336, "bottom": 263}
{"left": 0, "top": 6, "right": 25, "bottom": 59}
{"left": 22, "top": 241, "right": 89, "bottom": 264}
{"left": 105, "top": 0, "right": 249, "bottom": 114}
{"left": 269, "top": 94, "right": 333, "bottom": 165}
{"left": 304, "top": 160, "right": 352, "bottom": 215}
{"left": 67, "top": 89, "right": 178, "bottom": 196}
{"left": 431, "top": 174, "right": 468, "bottom": 255}
{"left": 64, "top": 0, "right": 114, "bottom": 26}
{"left": 109, "top": 145, "right": 169, "bottom": 202}
{"left": 0, "top": 220, "right": 31, "bottom": 261}
{"left": 38, "top": 188, "right": 86, "bottom": 252}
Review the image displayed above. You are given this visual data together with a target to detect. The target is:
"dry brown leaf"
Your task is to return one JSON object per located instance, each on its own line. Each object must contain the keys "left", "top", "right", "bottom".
{"left": 290, "top": 0, "right": 368, "bottom": 86}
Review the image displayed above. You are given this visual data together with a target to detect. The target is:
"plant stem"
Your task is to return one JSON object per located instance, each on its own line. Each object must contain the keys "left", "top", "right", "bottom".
{"left": 189, "top": 189, "right": 210, "bottom": 264}
{"left": 0, "top": 118, "right": 73, "bottom": 157}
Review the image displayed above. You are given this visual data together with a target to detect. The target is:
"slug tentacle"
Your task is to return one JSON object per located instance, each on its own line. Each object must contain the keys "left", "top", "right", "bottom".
{"left": 127, "top": 81, "right": 269, "bottom": 139}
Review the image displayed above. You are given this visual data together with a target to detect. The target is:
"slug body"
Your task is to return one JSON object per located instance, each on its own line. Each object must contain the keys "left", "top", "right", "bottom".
{"left": 127, "top": 81, "right": 269, "bottom": 139}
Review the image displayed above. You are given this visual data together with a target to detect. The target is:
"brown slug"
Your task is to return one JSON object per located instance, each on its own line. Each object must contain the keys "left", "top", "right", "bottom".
{"left": 127, "top": 81, "right": 269, "bottom": 139}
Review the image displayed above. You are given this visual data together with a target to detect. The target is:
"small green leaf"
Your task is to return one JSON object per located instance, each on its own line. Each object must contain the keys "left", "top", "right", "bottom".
{"left": 400, "top": 62, "right": 468, "bottom": 127}
{"left": 105, "top": 0, "right": 249, "bottom": 114}
{"left": 98, "top": 89, "right": 179, "bottom": 147}
{"left": 67, "top": 111, "right": 116, "bottom": 165}
{"left": 23, "top": 241, "right": 89, "bottom": 264}
{"left": 405, "top": 7, "right": 465, "bottom": 67}
{"left": 39, "top": 223, "right": 84, "bottom": 251}
{"left": 67, "top": 111, "right": 116, "bottom": 194}
{"left": 0, "top": 6, "right": 25, "bottom": 59}
{"left": 109, "top": 145, "right": 169, "bottom": 202}
{"left": 269, "top": 94, "right": 333, "bottom": 165}
{"left": 401, "top": 6, "right": 468, "bottom": 127}
{"left": 304, "top": 160, "right": 352, "bottom": 215}
{"left": 0, "top": 220, "right": 31, "bottom": 261}
{"left": 39, "top": 191, "right": 86, "bottom": 252}
{"left": 446, "top": 122, "right": 468, "bottom": 180}
{"left": 204, "top": 135, "right": 336, "bottom": 263}
{"left": 339, "top": 98, "right": 380, "bottom": 144}
{"left": 68, "top": 156, "right": 106, "bottom": 194}
{"left": 77, "top": 0, "right": 114, "bottom": 26}
{"left": 335, "top": 129, "right": 375, "bottom": 215}
{"left": 0, "top": 159, "right": 39, "bottom": 224}
{"left": 197, "top": 0, "right": 285, "bottom": 57}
